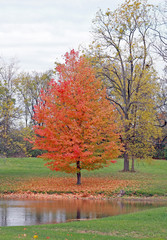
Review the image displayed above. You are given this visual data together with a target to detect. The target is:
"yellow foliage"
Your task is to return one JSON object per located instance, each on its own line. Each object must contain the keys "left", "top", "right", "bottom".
{"left": 89, "top": 0, "right": 159, "bottom": 170}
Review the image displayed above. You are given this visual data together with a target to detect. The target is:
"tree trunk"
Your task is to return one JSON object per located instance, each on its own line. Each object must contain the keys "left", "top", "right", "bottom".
{"left": 77, "top": 172, "right": 81, "bottom": 185}
{"left": 123, "top": 121, "right": 130, "bottom": 172}
{"left": 77, "top": 160, "right": 81, "bottom": 185}
{"left": 131, "top": 156, "right": 135, "bottom": 172}
{"left": 123, "top": 151, "right": 129, "bottom": 171}
{"left": 77, "top": 208, "right": 81, "bottom": 219}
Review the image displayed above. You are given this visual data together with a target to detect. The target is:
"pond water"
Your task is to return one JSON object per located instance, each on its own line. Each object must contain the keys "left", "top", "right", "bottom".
{"left": 0, "top": 198, "right": 166, "bottom": 226}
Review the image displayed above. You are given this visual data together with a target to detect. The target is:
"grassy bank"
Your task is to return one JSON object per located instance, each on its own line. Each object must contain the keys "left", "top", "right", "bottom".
{"left": 0, "top": 157, "right": 167, "bottom": 197}
{"left": 0, "top": 207, "right": 167, "bottom": 239}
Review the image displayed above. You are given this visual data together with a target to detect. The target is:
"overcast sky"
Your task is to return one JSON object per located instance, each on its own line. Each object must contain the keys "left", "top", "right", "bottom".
{"left": 0, "top": 0, "right": 163, "bottom": 72}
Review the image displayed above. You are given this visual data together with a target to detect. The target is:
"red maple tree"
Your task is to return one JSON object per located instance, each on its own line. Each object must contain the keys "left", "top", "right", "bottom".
{"left": 33, "top": 50, "right": 121, "bottom": 184}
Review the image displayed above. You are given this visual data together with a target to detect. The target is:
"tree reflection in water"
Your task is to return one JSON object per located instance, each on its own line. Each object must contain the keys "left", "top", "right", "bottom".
{"left": 0, "top": 199, "right": 166, "bottom": 226}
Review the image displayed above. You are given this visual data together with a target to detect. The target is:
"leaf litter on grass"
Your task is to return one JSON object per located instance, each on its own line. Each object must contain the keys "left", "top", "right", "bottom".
{"left": 0, "top": 177, "right": 143, "bottom": 199}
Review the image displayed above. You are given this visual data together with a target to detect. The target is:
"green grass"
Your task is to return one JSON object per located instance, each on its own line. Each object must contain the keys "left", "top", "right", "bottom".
{"left": 0, "top": 158, "right": 167, "bottom": 239}
{"left": 0, "top": 157, "right": 167, "bottom": 197}
{"left": 0, "top": 157, "right": 166, "bottom": 178}
{"left": 0, "top": 157, "right": 54, "bottom": 178}
{"left": 0, "top": 207, "right": 167, "bottom": 239}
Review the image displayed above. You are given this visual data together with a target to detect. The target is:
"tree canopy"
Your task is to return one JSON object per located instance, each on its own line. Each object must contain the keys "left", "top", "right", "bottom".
{"left": 89, "top": 0, "right": 162, "bottom": 171}
{"left": 32, "top": 50, "right": 121, "bottom": 184}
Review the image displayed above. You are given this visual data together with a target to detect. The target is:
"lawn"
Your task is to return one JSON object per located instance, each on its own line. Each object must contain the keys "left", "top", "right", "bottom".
{"left": 0, "top": 157, "right": 167, "bottom": 197}
{"left": 0, "top": 157, "right": 167, "bottom": 239}
{"left": 0, "top": 207, "right": 167, "bottom": 239}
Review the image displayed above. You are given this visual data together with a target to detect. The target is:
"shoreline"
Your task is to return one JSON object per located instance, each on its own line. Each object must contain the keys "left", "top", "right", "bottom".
{"left": 1, "top": 192, "right": 167, "bottom": 202}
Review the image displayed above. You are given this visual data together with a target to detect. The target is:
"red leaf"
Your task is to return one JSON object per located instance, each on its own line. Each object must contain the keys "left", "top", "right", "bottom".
{"left": 32, "top": 50, "right": 122, "bottom": 183}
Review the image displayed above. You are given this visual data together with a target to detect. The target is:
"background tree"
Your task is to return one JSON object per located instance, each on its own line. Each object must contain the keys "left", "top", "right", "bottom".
{"left": 0, "top": 59, "right": 23, "bottom": 157}
{"left": 153, "top": 0, "right": 167, "bottom": 63}
{"left": 155, "top": 67, "right": 167, "bottom": 159}
{"left": 32, "top": 50, "right": 121, "bottom": 185}
{"left": 152, "top": 1, "right": 167, "bottom": 158}
{"left": 14, "top": 70, "right": 52, "bottom": 127}
{"left": 89, "top": 0, "right": 161, "bottom": 171}
{"left": 12, "top": 70, "right": 52, "bottom": 157}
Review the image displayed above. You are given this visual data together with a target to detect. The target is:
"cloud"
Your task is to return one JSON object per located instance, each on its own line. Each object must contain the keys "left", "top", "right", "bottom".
{"left": 0, "top": 0, "right": 163, "bottom": 72}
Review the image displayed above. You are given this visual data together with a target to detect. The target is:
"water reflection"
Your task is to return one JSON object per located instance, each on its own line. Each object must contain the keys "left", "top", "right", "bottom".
{"left": 0, "top": 198, "right": 166, "bottom": 226}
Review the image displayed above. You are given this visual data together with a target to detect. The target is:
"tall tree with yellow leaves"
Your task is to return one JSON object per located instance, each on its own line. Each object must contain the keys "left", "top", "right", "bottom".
{"left": 89, "top": 0, "right": 161, "bottom": 171}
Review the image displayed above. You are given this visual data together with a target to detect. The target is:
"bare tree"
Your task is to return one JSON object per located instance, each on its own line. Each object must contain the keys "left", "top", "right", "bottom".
{"left": 152, "top": 1, "right": 167, "bottom": 155}
{"left": 14, "top": 70, "right": 52, "bottom": 127}
{"left": 0, "top": 58, "right": 22, "bottom": 157}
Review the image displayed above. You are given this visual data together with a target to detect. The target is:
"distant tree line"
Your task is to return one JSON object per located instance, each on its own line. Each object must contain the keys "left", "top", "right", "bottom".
{"left": 0, "top": 59, "right": 52, "bottom": 157}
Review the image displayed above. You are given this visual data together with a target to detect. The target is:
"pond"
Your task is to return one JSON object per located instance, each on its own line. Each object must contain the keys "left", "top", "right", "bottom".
{"left": 0, "top": 198, "right": 166, "bottom": 226}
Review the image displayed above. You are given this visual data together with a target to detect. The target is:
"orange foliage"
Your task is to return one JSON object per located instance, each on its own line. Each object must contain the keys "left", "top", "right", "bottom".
{"left": 10, "top": 177, "right": 138, "bottom": 196}
{"left": 32, "top": 50, "right": 121, "bottom": 184}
